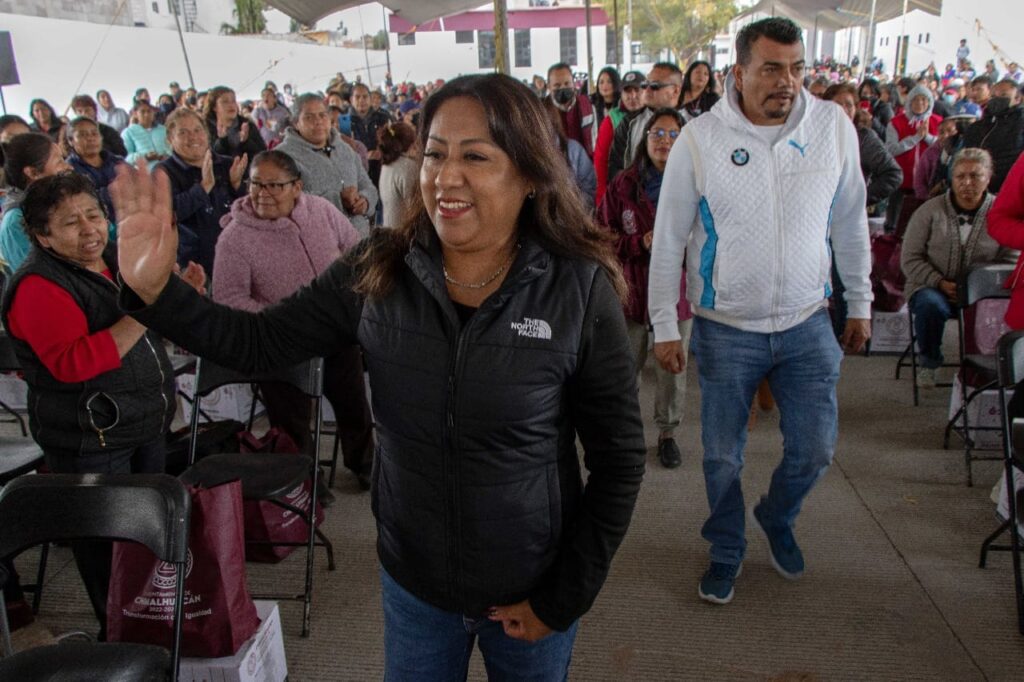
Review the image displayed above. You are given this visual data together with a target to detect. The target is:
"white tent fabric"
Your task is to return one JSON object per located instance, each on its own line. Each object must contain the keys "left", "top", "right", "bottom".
{"left": 738, "top": 0, "right": 942, "bottom": 31}
{"left": 264, "top": 0, "right": 491, "bottom": 28}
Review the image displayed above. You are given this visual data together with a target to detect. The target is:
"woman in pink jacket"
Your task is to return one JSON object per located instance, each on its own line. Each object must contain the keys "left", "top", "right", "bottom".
{"left": 213, "top": 149, "right": 375, "bottom": 489}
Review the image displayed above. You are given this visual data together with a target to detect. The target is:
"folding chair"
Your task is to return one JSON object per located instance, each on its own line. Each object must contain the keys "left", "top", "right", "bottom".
{"left": 0, "top": 437, "right": 47, "bottom": 615}
{"left": 894, "top": 304, "right": 959, "bottom": 406}
{"left": 0, "top": 474, "right": 191, "bottom": 680}
{"left": 178, "top": 357, "right": 335, "bottom": 637}
{"left": 0, "top": 333, "right": 28, "bottom": 437}
{"left": 978, "top": 330, "right": 1024, "bottom": 635}
{"left": 943, "top": 263, "right": 1014, "bottom": 486}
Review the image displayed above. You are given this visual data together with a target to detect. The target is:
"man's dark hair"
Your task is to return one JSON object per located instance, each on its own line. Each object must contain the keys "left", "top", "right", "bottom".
{"left": 547, "top": 62, "right": 572, "bottom": 80}
{"left": 22, "top": 173, "right": 103, "bottom": 245}
{"left": 651, "top": 61, "right": 683, "bottom": 78}
{"left": 897, "top": 77, "right": 916, "bottom": 93}
{"left": 970, "top": 75, "right": 992, "bottom": 87}
{"left": 735, "top": 17, "right": 803, "bottom": 66}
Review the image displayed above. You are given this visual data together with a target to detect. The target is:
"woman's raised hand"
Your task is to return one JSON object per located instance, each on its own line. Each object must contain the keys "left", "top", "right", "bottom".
{"left": 111, "top": 160, "right": 178, "bottom": 304}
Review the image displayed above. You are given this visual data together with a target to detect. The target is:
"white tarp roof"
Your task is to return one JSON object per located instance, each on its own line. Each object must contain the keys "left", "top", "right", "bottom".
{"left": 739, "top": 0, "right": 942, "bottom": 31}
{"left": 264, "top": 0, "right": 491, "bottom": 28}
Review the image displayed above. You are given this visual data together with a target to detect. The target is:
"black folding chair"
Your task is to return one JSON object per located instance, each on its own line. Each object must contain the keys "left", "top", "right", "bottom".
{"left": 0, "top": 437, "right": 47, "bottom": 615}
{"left": 179, "top": 357, "right": 335, "bottom": 637}
{"left": 0, "top": 333, "right": 28, "bottom": 437}
{"left": 0, "top": 474, "right": 191, "bottom": 680}
{"left": 943, "top": 264, "right": 1014, "bottom": 486}
{"left": 978, "top": 330, "right": 1024, "bottom": 635}
{"left": 894, "top": 304, "right": 959, "bottom": 406}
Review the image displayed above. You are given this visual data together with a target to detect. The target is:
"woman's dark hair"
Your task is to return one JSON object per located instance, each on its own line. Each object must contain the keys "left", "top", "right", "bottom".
{"left": 2, "top": 133, "right": 56, "bottom": 190}
{"left": 28, "top": 99, "right": 58, "bottom": 128}
{"left": 202, "top": 86, "right": 235, "bottom": 123}
{"left": 250, "top": 150, "right": 302, "bottom": 181}
{"left": 376, "top": 121, "right": 417, "bottom": 165}
{"left": 637, "top": 108, "right": 685, "bottom": 169}
{"left": 682, "top": 61, "right": 714, "bottom": 96}
{"left": 21, "top": 173, "right": 102, "bottom": 245}
{"left": 823, "top": 82, "right": 858, "bottom": 102}
{"left": 66, "top": 116, "right": 100, "bottom": 145}
{"left": 859, "top": 78, "right": 881, "bottom": 98}
{"left": 0, "top": 114, "right": 29, "bottom": 139}
{"left": 352, "top": 73, "right": 626, "bottom": 301}
{"left": 736, "top": 17, "right": 802, "bottom": 66}
{"left": 593, "top": 66, "right": 621, "bottom": 105}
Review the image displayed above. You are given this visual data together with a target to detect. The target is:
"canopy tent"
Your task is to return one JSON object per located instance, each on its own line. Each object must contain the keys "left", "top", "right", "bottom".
{"left": 262, "top": 0, "right": 490, "bottom": 28}
{"left": 737, "top": 0, "right": 942, "bottom": 32}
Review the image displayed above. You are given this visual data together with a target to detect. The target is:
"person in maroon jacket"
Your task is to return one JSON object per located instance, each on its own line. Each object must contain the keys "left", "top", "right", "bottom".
{"left": 547, "top": 62, "right": 595, "bottom": 158}
{"left": 597, "top": 107, "right": 690, "bottom": 469}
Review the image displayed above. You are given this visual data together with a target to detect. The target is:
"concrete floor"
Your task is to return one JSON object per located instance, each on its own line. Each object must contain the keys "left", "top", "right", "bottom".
{"left": 14, "top": 348, "right": 1024, "bottom": 680}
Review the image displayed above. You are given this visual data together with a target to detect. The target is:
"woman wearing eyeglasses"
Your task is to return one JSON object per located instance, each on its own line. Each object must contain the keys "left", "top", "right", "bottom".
{"left": 598, "top": 108, "right": 691, "bottom": 469}
{"left": 213, "top": 150, "right": 374, "bottom": 488}
{"left": 900, "top": 147, "right": 1014, "bottom": 388}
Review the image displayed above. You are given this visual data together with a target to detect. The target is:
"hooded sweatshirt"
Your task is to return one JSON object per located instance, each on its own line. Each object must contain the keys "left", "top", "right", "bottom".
{"left": 886, "top": 85, "right": 943, "bottom": 190}
{"left": 649, "top": 72, "right": 871, "bottom": 336}
{"left": 212, "top": 192, "right": 360, "bottom": 311}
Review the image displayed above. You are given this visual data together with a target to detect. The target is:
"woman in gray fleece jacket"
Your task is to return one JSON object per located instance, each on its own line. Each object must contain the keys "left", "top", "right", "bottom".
{"left": 900, "top": 147, "right": 1016, "bottom": 386}
{"left": 276, "top": 93, "right": 378, "bottom": 236}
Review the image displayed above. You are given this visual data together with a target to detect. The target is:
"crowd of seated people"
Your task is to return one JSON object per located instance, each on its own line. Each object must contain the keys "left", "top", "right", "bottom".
{"left": 0, "top": 43, "right": 1022, "bottom": 659}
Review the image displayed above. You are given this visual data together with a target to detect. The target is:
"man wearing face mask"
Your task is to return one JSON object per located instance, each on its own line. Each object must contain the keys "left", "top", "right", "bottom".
{"left": 546, "top": 62, "right": 596, "bottom": 158}
{"left": 962, "top": 79, "right": 1024, "bottom": 193}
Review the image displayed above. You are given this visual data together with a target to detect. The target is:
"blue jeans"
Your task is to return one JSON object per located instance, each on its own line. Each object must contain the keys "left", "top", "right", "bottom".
{"left": 381, "top": 568, "right": 578, "bottom": 681}
{"left": 690, "top": 310, "right": 843, "bottom": 566}
{"left": 909, "top": 288, "right": 956, "bottom": 369}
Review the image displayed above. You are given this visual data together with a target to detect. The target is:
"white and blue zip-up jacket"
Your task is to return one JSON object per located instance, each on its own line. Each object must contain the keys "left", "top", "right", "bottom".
{"left": 649, "top": 74, "right": 872, "bottom": 337}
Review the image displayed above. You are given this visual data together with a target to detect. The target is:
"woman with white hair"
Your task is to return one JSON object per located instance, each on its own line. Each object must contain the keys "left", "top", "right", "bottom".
{"left": 900, "top": 147, "right": 1015, "bottom": 388}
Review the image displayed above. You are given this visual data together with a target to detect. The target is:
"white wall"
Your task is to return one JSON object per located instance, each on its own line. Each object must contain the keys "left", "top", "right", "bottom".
{"left": 936, "top": 0, "right": 1024, "bottom": 75}
{"left": 872, "top": 10, "right": 942, "bottom": 75}
{"left": 0, "top": 13, "right": 387, "bottom": 117}
{"left": 387, "top": 25, "right": 608, "bottom": 84}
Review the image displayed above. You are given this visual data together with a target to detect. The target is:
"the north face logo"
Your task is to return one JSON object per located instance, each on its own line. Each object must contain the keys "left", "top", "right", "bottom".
{"left": 511, "top": 318, "right": 552, "bottom": 340}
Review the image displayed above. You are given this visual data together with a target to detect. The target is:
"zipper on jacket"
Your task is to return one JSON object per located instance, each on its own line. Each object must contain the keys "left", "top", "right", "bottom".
{"left": 768, "top": 143, "right": 784, "bottom": 330}
{"left": 444, "top": 319, "right": 473, "bottom": 611}
{"left": 143, "top": 334, "right": 170, "bottom": 427}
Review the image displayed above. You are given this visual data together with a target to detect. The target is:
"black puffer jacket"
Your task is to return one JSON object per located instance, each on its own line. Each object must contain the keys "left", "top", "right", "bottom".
{"left": 124, "top": 232, "right": 646, "bottom": 631}
{"left": 2, "top": 245, "right": 175, "bottom": 452}
{"left": 962, "top": 105, "right": 1024, "bottom": 193}
{"left": 857, "top": 126, "right": 903, "bottom": 206}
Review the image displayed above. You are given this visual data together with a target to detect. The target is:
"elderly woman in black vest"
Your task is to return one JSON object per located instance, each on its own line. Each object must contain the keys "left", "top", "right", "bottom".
{"left": 113, "top": 73, "right": 644, "bottom": 679}
{"left": 0, "top": 173, "right": 201, "bottom": 639}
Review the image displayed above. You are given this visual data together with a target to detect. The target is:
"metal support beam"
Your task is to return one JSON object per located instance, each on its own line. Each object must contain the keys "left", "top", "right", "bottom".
{"left": 493, "top": 0, "right": 511, "bottom": 75}
{"left": 171, "top": 0, "right": 195, "bottom": 89}
{"left": 585, "top": 0, "right": 593, "bottom": 93}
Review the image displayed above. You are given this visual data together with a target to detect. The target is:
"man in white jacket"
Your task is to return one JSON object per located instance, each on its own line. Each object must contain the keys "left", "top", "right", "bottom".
{"left": 648, "top": 17, "right": 872, "bottom": 605}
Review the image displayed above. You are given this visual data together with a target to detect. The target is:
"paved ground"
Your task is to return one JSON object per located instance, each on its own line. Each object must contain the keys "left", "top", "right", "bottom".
{"left": 15, "top": 347, "right": 1024, "bottom": 680}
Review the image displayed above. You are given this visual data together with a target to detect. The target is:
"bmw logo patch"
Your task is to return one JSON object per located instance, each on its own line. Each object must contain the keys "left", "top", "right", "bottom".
{"left": 731, "top": 148, "right": 750, "bottom": 166}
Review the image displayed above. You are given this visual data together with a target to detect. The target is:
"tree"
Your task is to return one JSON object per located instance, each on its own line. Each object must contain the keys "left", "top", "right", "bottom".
{"left": 221, "top": 0, "right": 267, "bottom": 35}
{"left": 630, "top": 0, "right": 737, "bottom": 64}
{"left": 371, "top": 29, "right": 388, "bottom": 50}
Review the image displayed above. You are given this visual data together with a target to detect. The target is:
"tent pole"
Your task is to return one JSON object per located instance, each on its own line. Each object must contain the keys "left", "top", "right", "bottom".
{"left": 861, "top": 0, "right": 877, "bottom": 80}
{"left": 899, "top": 0, "right": 909, "bottom": 76}
{"left": 171, "top": 0, "right": 195, "bottom": 89}
{"left": 381, "top": 5, "right": 392, "bottom": 81}
{"left": 493, "top": 0, "right": 510, "bottom": 75}
{"left": 585, "top": 0, "right": 593, "bottom": 94}
{"left": 613, "top": 0, "right": 620, "bottom": 70}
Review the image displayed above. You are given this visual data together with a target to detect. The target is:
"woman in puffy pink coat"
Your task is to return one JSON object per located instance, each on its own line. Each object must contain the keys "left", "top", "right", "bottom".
{"left": 213, "top": 149, "right": 375, "bottom": 489}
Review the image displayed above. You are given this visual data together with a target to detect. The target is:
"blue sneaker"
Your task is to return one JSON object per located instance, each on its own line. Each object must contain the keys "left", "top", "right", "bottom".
{"left": 698, "top": 561, "right": 742, "bottom": 604}
{"left": 750, "top": 501, "right": 804, "bottom": 580}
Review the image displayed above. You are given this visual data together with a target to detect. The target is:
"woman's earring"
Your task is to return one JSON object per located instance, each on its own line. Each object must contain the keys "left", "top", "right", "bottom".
{"left": 528, "top": 188, "right": 536, "bottom": 199}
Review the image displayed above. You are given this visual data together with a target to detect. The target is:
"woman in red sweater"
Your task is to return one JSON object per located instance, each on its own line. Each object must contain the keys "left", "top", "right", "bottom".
{"left": 987, "top": 152, "right": 1024, "bottom": 329}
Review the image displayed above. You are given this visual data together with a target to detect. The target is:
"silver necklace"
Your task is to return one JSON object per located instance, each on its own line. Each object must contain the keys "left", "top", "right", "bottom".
{"left": 443, "top": 243, "right": 521, "bottom": 289}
